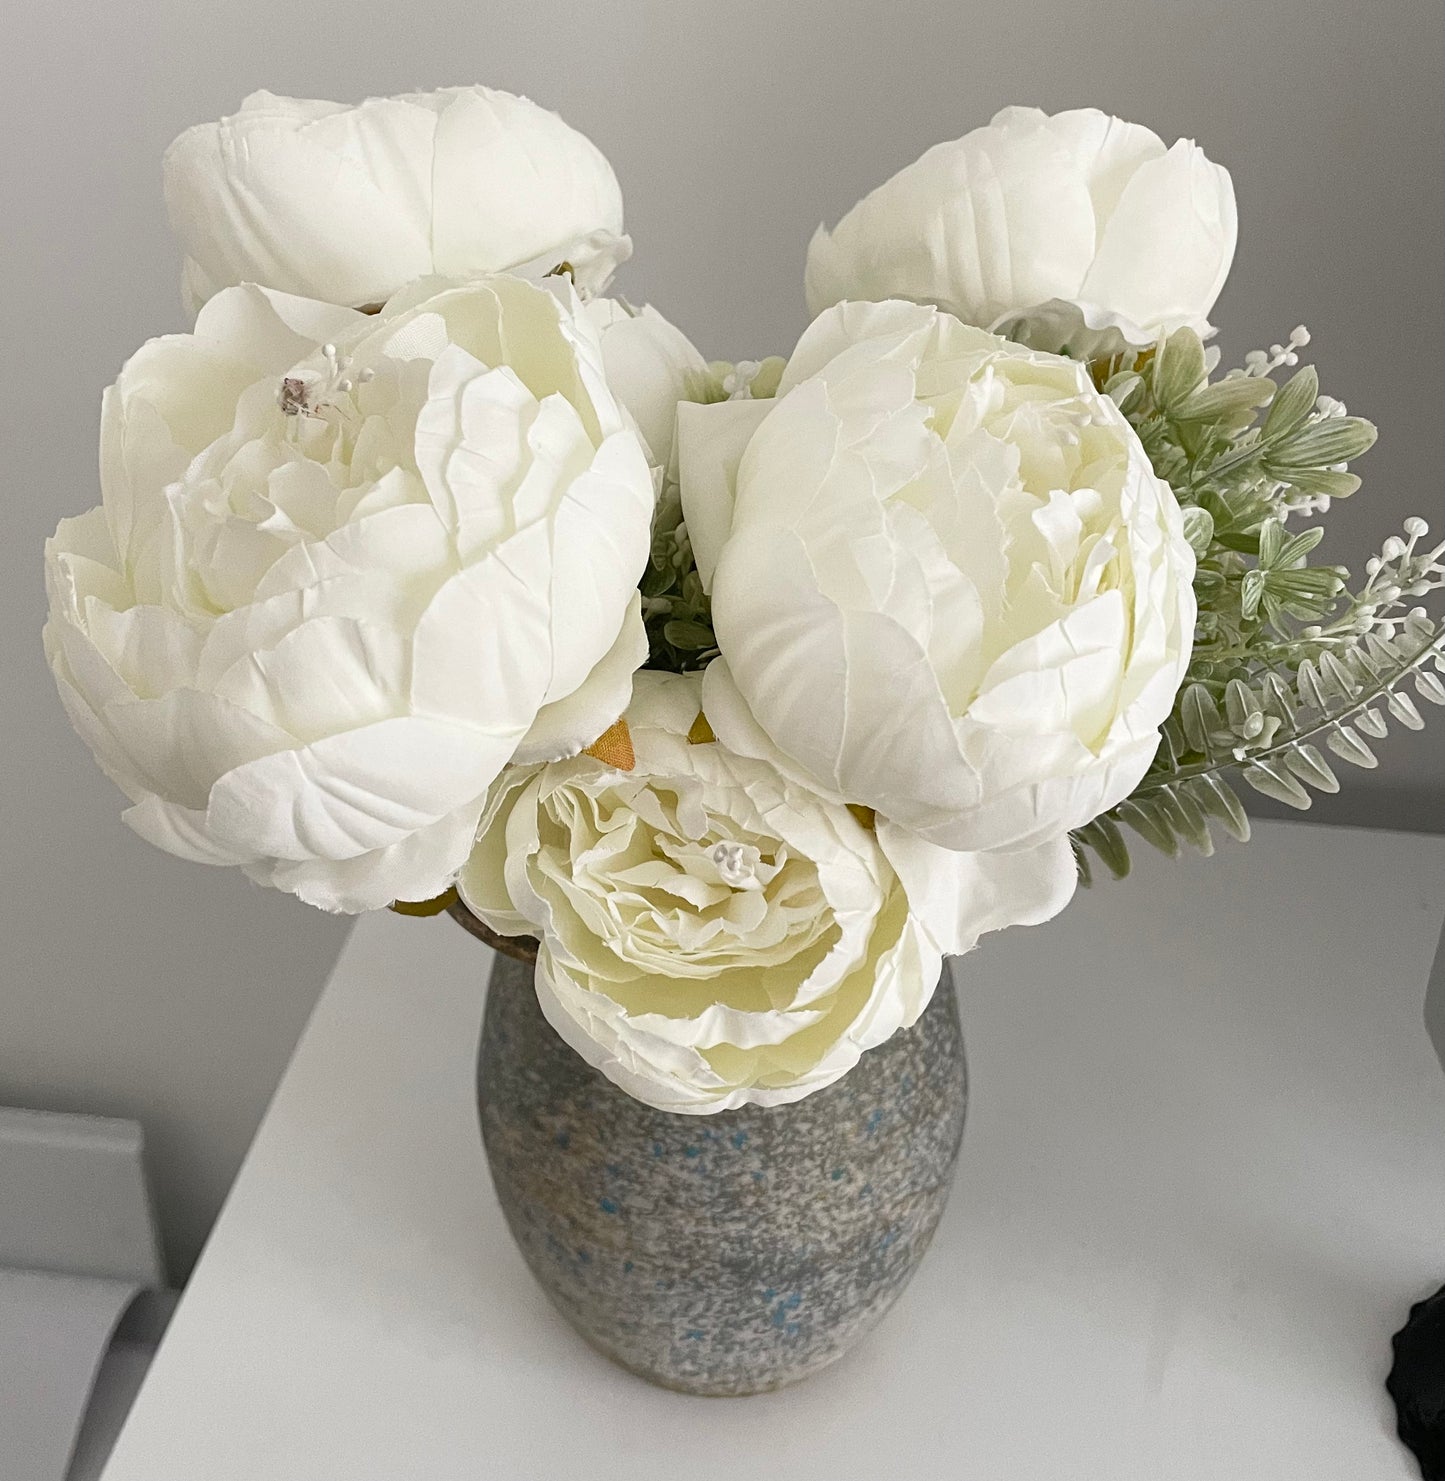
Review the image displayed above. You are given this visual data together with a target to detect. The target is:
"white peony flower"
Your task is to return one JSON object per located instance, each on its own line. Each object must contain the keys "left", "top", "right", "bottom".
{"left": 164, "top": 87, "right": 630, "bottom": 315}
{"left": 805, "top": 106, "right": 1236, "bottom": 357}
{"left": 44, "top": 274, "right": 655, "bottom": 912}
{"left": 680, "top": 299, "right": 1196, "bottom": 854}
{"left": 458, "top": 672, "right": 1074, "bottom": 1112}
{"left": 584, "top": 298, "right": 710, "bottom": 470}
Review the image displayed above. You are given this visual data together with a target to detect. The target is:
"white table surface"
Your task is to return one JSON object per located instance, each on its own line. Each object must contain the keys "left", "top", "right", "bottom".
{"left": 99, "top": 820, "right": 1445, "bottom": 1481}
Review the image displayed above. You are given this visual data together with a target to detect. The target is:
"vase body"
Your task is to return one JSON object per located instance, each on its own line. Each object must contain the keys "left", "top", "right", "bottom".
{"left": 477, "top": 953, "right": 967, "bottom": 1396}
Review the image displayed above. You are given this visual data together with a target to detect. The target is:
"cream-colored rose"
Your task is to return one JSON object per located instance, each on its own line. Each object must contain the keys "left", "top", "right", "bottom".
{"left": 806, "top": 106, "right": 1236, "bottom": 357}
{"left": 44, "top": 275, "right": 654, "bottom": 912}
{"left": 680, "top": 299, "right": 1196, "bottom": 854}
{"left": 165, "top": 87, "right": 630, "bottom": 315}
{"left": 458, "top": 671, "right": 1074, "bottom": 1112}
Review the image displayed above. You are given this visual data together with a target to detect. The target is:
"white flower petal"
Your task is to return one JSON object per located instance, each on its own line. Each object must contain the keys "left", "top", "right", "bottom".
{"left": 205, "top": 715, "right": 502, "bottom": 862}
{"left": 536, "top": 429, "right": 655, "bottom": 703}
{"left": 164, "top": 87, "right": 625, "bottom": 313}
{"left": 254, "top": 803, "right": 485, "bottom": 913}
{"left": 513, "top": 593, "right": 647, "bottom": 764}
{"left": 711, "top": 521, "right": 978, "bottom": 830}
{"left": 210, "top": 615, "right": 408, "bottom": 741}
{"left": 703, "top": 299, "right": 1195, "bottom": 852}
{"left": 1080, "top": 139, "right": 1238, "bottom": 339}
{"left": 428, "top": 87, "right": 624, "bottom": 287}
{"left": 124, "top": 795, "right": 254, "bottom": 867}
{"left": 805, "top": 105, "right": 1235, "bottom": 351}
{"left": 674, "top": 398, "right": 773, "bottom": 592}
{"left": 101, "top": 688, "right": 294, "bottom": 811}
{"left": 877, "top": 825, "right": 1077, "bottom": 955}
{"left": 192, "top": 283, "right": 367, "bottom": 373}
{"left": 45, "top": 274, "right": 654, "bottom": 912}
{"left": 407, "top": 535, "right": 552, "bottom": 735}
{"left": 461, "top": 672, "right": 1056, "bottom": 1113}
{"left": 585, "top": 298, "right": 710, "bottom": 470}
{"left": 806, "top": 110, "right": 1099, "bottom": 328}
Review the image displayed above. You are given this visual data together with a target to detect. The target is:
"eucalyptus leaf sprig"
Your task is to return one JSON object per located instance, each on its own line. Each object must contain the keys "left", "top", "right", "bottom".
{"left": 1072, "top": 328, "right": 1445, "bottom": 883}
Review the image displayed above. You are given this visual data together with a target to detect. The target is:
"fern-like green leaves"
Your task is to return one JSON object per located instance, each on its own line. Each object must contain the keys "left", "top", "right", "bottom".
{"left": 1073, "top": 328, "right": 1445, "bottom": 883}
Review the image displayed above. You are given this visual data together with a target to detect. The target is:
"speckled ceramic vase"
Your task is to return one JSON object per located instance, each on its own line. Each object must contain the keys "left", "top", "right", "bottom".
{"left": 459, "top": 907, "right": 968, "bottom": 1397}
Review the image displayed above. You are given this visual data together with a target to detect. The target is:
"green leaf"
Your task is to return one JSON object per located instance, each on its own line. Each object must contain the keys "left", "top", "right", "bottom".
{"left": 1297, "top": 659, "right": 1328, "bottom": 712}
{"left": 1284, "top": 743, "right": 1340, "bottom": 793}
{"left": 1158, "top": 786, "right": 1215, "bottom": 855}
{"left": 1276, "top": 526, "right": 1326, "bottom": 566}
{"left": 662, "top": 619, "right": 717, "bottom": 651}
{"left": 1262, "top": 364, "right": 1319, "bottom": 439}
{"left": 1241, "top": 760, "right": 1313, "bottom": 809}
{"left": 1270, "top": 567, "right": 1344, "bottom": 598}
{"left": 1386, "top": 689, "right": 1425, "bottom": 730}
{"left": 1103, "top": 372, "right": 1145, "bottom": 410}
{"left": 1109, "top": 336, "right": 1445, "bottom": 853}
{"left": 1260, "top": 671, "right": 1297, "bottom": 724}
{"left": 1153, "top": 328, "right": 1208, "bottom": 411}
{"left": 1415, "top": 670, "right": 1445, "bottom": 706}
{"left": 1325, "top": 725, "right": 1379, "bottom": 769}
{"left": 1225, "top": 679, "right": 1264, "bottom": 738}
{"left": 1187, "top": 774, "right": 1251, "bottom": 843}
{"left": 1257, "top": 518, "right": 1285, "bottom": 568}
{"left": 1180, "top": 683, "right": 1224, "bottom": 753}
{"left": 1076, "top": 815, "right": 1132, "bottom": 880}
{"left": 1175, "top": 377, "right": 1273, "bottom": 423}
{"left": 1405, "top": 610, "right": 1439, "bottom": 645}
{"left": 1280, "top": 467, "right": 1362, "bottom": 499}
{"left": 1213, "top": 526, "right": 1267, "bottom": 555}
{"left": 1344, "top": 645, "right": 1385, "bottom": 686}
{"left": 1318, "top": 650, "right": 1359, "bottom": 700}
{"left": 1180, "top": 505, "right": 1215, "bottom": 558}
{"left": 1268, "top": 416, "right": 1378, "bottom": 470}
{"left": 1115, "top": 799, "right": 1181, "bottom": 858}
{"left": 1240, "top": 568, "right": 1266, "bottom": 620}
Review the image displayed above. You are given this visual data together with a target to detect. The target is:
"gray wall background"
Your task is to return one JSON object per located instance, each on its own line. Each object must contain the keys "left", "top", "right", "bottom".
{"left": 3, "top": 0, "right": 1441, "bottom": 1279}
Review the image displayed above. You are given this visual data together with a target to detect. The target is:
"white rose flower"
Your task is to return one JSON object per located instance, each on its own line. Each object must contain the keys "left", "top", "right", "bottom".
{"left": 679, "top": 299, "right": 1196, "bottom": 854}
{"left": 584, "top": 298, "right": 710, "bottom": 470}
{"left": 164, "top": 87, "right": 630, "bottom": 315}
{"left": 458, "top": 672, "right": 1074, "bottom": 1112}
{"left": 44, "top": 274, "right": 654, "bottom": 912}
{"left": 805, "top": 106, "right": 1236, "bottom": 357}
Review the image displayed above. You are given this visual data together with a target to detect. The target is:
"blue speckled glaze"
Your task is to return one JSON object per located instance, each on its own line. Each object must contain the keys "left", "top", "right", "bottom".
{"left": 476, "top": 955, "right": 968, "bottom": 1397}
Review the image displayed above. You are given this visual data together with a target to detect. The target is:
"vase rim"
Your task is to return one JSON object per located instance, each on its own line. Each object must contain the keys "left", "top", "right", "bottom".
{"left": 447, "top": 898, "right": 540, "bottom": 966}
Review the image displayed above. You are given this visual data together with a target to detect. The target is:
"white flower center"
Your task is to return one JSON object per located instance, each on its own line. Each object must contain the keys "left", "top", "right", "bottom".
{"left": 710, "top": 839, "right": 763, "bottom": 890}
{"left": 529, "top": 775, "right": 840, "bottom": 975}
{"left": 723, "top": 360, "right": 763, "bottom": 400}
{"left": 278, "top": 342, "right": 375, "bottom": 428}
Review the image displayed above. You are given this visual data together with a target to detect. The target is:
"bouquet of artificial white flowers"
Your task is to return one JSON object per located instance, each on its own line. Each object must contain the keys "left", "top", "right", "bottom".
{"left": 45, "top": 89, "right": 1444, "bottom": 1115}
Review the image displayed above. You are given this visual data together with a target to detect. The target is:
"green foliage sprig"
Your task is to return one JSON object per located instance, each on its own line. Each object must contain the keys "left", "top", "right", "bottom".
{"left": 1072, "top": 328, "right": 1445, "bottom": 884}
{"left": 640, "top": 481, "right": 718, "bottom": 671}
